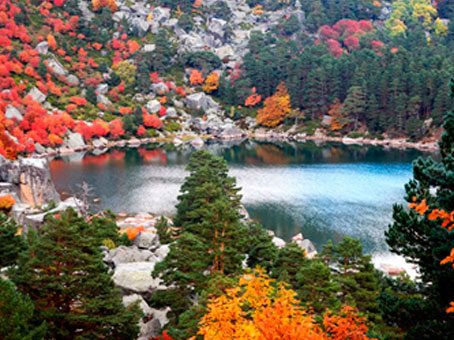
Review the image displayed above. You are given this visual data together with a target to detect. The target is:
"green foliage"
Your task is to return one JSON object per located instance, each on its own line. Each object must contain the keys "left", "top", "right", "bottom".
{"left": 9, "top": 209, "right": 141, "bottom": 339}
{"left": 177, "top": 14, "right": 193, "bottom": 32}
{"left": 184, "top": 51, "right": 222, "bottom": 72}
{"left": 245, "top": 222, "right": 278, "bottom": 271}
{"left": 385, "top": 84, "right": 454, "bottom": 338}
{"left": 155, "top": 216, "right": 173, "bottom": 244}
{"left": 0, "top": 278, "right": 46, "bottom": 340}
{"left": 0, "top": 213, "right": 24, "bottom": 268}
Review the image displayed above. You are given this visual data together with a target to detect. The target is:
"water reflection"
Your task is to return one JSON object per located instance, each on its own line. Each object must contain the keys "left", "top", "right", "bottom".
{"left": 49, "top": 140, "right": 432, "bottom": 255}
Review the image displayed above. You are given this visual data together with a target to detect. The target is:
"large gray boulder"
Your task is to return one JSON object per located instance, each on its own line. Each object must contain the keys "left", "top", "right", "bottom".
{"left": 63, "top": 132, "right": 86, "bottom": 150}
{"left": 0, "top": 157, "right": 60, "bottom": 207}
{"left": 134, "top": 232, "right": 160, "bottom": 250}
{"left": 107, "top": 246, "right": 156, "bottom": 267}
{"left": 185, "top": 92, "right": 220, "bottom": 112}
{"left": 23, "top": 197, "right": 80, "bottom": 228}
{"left": 113, "top": 262, "right": 164, "bottom": 293}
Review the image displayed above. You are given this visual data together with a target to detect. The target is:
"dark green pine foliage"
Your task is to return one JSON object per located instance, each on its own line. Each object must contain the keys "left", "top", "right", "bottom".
{"left": 155, "top": 216, "right": 174, "bottom": 244}
{"left": 341, "top": 85, "right": 367, "bottom": 130}
{"left": 245, "top": 222, "right": 279, "bottom": 272}
{"left": 295, "top": 259, "right": 341, "bottom": 313}
{"left": 384, "top": 82, "right": 454, "bottom": 339}
{"left": 321, "top": 237, "right": 382, "bottom": 325}
{"left": 271, "top": 243, "right": 307, "bottom": 287}
{"left": 0, "top": 278, "right": 46, "bottom": 340}
{"left": 155, "top": 150, "right": 247, "bottom": 290}
{"left": 0, "top": 213, "right": 24, "bottom": 268}
{"left": 9, "top": 209, "right": 141, "bottom": 339}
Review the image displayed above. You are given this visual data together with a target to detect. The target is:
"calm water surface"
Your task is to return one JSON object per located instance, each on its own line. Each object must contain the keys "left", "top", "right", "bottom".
{"left": 49, "top": 141, "right": 432, "bottom": 258}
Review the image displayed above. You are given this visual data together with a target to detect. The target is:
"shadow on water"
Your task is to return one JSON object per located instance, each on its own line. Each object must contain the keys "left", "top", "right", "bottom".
{"left": 49, "top": 140, "right": 434, "bottom": 255}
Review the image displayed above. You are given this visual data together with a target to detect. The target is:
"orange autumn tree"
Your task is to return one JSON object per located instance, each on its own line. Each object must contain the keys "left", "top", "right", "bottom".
{"left": 256, "top": 82, "right": 291, "bottom": 128}
{"left": 92, "top": 0, "right": 118, "bottom": 12}
{"left": 198, "top": 269, "right": 373, "bottom": 340}
{"left": 202, "top": 72, "right": 219, "bottom": 93}
{"left": 190, "top": 69, "right": 204, "bottom": 86}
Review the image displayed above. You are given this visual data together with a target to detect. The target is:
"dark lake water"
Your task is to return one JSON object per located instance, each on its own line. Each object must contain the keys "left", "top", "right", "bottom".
{"left": 49, "top": 140, "right": 431, "bottom": 261}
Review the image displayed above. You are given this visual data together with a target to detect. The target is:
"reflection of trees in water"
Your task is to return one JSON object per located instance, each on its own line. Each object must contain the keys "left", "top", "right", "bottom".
{"left": 255, "top": 144, "right": 291, "bottom": 165}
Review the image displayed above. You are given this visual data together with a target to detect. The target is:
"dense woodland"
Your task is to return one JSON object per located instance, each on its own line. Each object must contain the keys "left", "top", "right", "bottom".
{"left": 1, "top": 0, "right": 454, "bottom": 339}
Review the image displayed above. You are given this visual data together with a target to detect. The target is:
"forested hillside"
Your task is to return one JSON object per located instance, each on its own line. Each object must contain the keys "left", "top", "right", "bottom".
{"left": 0, "top": 0, "right": 453, "bottom": 159}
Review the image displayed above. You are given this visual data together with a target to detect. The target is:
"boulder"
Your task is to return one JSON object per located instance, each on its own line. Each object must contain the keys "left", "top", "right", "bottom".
{"left": 107, "top": 246, "right": 156, "bottom": 267}
{"left": 23, "top": 197, "right": 81, "bottom": 228}
{"left": 272, "top": 236, "right": 286, "bottom": 249}
{"left": 138, "top": 319, "right": 161, "bottom": 340}
{"left": 0, "top": 157, "right": 60, "bottom": 207}
{"left": 153, "top": 7, "right": 171, "bottom": 23}
{"left": 92, "top": 138, "right": 108, "bottom": 149}
{"left": 131, "top": 17, "right": 150, "bottom": 36}
{"left": 154, "top": 244, "right": 170, "bottom": 261}
{"left": 208, "top": 18, "right": 227, "bottom": 39}
{"left": 5, "top": 105, "right": 23, "bottom": 121}
{"left": 166, "top": 107, "right": 178, "bottom": 118}
{"left": 97, "top": 94, "right": 112, "bottom": 106}
{"left": 151, "top": 83, "right": 169, "bottom": 95}
{"left": 47, "top": 58, "right": 67, "bottom": 76}
{"left": 146, "top": 99, "right": 161, "bottom": 113}
{"left": 218, "top": 126, "right": 245, "bottom": 140}
{"left": 35, "top": 41, "right": 49, "bottom": 55}
{"left": 113, "top": 262, "right": 163, "bottom": 293}
{"left": 66, "top": 74, "right": 79, "bottom": 86}
{"left": 63, "top": 132, "right": 86, "bottom": 150}
{"left": 134, "top": 232, "right": 160, "bottom": 250}
{"left": 96, "top": 83, "right": 109, "bottom": 95}
{"left": 143, "top": 44, "right": 156, "bottom": 52}
{"left": 172, "top": 137, "right": 183, "bottom": 146}
{"left": 185, "top": 92, "right": 219, "bottom": 112}
{"left": 294, "top": 239, "right": 317, "bottom": 258}
{"left": 123, "top": 294, "right": 153, "bottom": 315}
{"left": 28, "top": 87, "right": 46, "bottom": 103}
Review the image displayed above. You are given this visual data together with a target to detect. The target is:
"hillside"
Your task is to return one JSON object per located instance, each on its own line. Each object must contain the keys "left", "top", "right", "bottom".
{"left": 0, "top": 0, "right": 453, "bottom": 159}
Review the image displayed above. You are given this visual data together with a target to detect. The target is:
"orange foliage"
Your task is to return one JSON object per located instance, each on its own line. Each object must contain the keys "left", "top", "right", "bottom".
{"left": 198, "top": 269, "right": 373, "bottom": 340}
{"left": 328, "top": 99, "right": 346, "bottom": 131}
{"left": 190, "top": 69, "right": 204, "bottom": 86}
{"left": 245, "top": 87, "right": 262, "bottom": 107}
{"left": 125, "top": 226, "right": 145, "bottom": 241}
{"left": 0, "top": 194, "right": 16, "bottom": 212}
{"left": 143, "top": 113, "right": 163, "bottom": 129}
{"left": 47, "top": 34, "right": 57, "bottom": 50}
{"left": 323, "top": 306, "right": 371, "bottom": 340}
{"left": 202, "top": 72, "right": 219, "bottom": 93}
{"left": 408, "top": 198, "right": 454, "bottom": 313}
{"left": 256, "top": 82, "right": 291, "bottom": 128}
{"left": 92, "top": 0, "right": 118, "bottom": 12}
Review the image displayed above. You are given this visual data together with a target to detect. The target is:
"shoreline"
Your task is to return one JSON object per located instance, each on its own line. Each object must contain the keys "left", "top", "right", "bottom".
{"left": 32, "top": 131, "right": 439, "bottom": 159}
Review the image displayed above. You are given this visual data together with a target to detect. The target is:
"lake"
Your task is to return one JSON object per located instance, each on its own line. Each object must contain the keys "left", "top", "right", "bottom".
{"left": 49, "top": 140, "right": 432, "bottom": 262}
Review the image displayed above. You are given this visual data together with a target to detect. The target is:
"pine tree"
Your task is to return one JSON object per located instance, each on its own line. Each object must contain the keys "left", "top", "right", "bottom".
{"left": 155, "top": 151, "right": 247, "bottom": 288}
{"left": 0, "top": 213, "right": 24, "bottom": 268}
{"left": 385, "top": 81, "right": 454, "bottom": 338}
{"left": 271, "top": 243, "right": 307, "bottom": 287}
{"left": 295, "top": 259, "right": 341, "bottom": 313}
{"left": 245, "top": 222, "right": 279, "bottom": 271}
{"left": 9, "top": 209, "right": 141, "bottom": 339}
{"left": 0, "top": 278, "right": 46, "bottom": 340}
{"left": 341, "top": 85, "right": 367, "bottom": 131}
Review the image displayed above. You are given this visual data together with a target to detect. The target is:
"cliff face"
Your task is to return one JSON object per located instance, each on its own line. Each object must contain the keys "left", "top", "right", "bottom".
{"left": 0, "top": 156, "right": 60, "bottom": 207}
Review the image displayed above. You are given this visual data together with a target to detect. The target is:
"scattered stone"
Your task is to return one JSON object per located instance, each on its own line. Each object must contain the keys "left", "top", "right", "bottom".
{"left": 113, "top": 262, "right": 163, "bottom": 293}
{"left": 154, "top": 244, "right": 170, "bottom": 261}
{"left": 96, "top": 83, "right": 109, "bottom": 95}
{"left": 107, "top": 246, "right": 156, "bottom": 267}
{"left": 5, "top": 105, "right": 23, "bottom": 121}
{"left": 146, "top": 99, "right": 161, "bottom": 113}
{"left": 134, "top": 232, "right": 160, "bottom": 250}
{"left": 66, "top": 74, "right": 80, "bottom": 86}
{"left": 35, "top": 41, "right": 49, "bottom": 55}
{"left": 63, "top": 132, "right": 86, "bottom": 150}
{"left": 28, "top": 87, "right": 46, "bottom": 103}
{"left": 272, "top": 236, "right": 286, "bottom": 249}
{"left": 46, "top": 58, "right": 67, "bottom": 76}
{"left": 190, "top": 137, "right": 204, "bottom": 148}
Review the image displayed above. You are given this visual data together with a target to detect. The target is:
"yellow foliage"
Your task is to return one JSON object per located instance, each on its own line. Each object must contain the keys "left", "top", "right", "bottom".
{"left": 112, "top": 61, "right": 137, "bottom": 85}
{"left": 256, "top": 82, "right": 291, "bottom": 128}
{"left": 198, "top": 269, "right": 325, "bottom": 340}
{"left": 92, "top": 0, "right": 118, "bottom": 12}
{"left": 434, "top": 18, "right": 448, "bottom": 36}
{"left": 202, "top": 72, "right": 219, "bottom": 93}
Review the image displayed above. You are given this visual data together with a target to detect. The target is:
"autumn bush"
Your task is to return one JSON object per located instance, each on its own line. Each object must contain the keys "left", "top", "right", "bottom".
{"left": 256, "top": 82, "right": 291, "bottom": 128}
{"left": 0, "top": 194, "right": 16, "bottom": 213}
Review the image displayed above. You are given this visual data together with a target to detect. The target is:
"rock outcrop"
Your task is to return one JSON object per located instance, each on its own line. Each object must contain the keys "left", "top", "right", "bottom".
{"left": 0, "top": 156, "right": 60, "bottom": 207}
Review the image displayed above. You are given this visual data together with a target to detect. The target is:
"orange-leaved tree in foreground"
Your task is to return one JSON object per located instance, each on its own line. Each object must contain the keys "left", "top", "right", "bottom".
{"left": 409, "top": 198, "right": 454, "bottom": 313}
{"left": 256, "top": 82, "right": 291, "bottom": 128}
{"left": 198, "top": 269, "right": 373, "bottom": 340}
